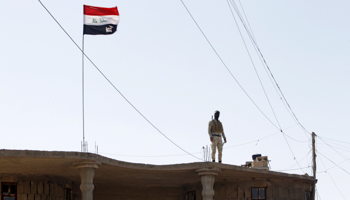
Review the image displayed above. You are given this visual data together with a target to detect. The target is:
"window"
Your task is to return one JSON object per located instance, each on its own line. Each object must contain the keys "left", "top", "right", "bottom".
{"left": 251, "top": 187, "right": 266, "bottom": 200}
{"left": 186, "top": 191, "right": 196, "bottom": 200}
{"left": 2, "top": 183, "right": 16, "bottom": 200}
{"left": 305, "top": 191, "right": 311, "bottom": 200}
{"left": 66, "top": 188, "right": 72, "bottom": 200}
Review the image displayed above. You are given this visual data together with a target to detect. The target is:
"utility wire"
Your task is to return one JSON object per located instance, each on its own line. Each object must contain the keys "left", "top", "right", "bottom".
{"left": 317, "top": 150, "right": 350, "bottom": 175}
{"left": 228, "top": 3, "right": 313, "bottom": 174}
{"left": 316, "top": 186, "right": 321, "bottom": 200}
{"left": 284, "top": 149, "right": 312, "bottom": 170}
{"left": 180, "top": 0, "right": 309, "bottom": 170}
{"left": 276, "top": 166, "right": 310, "bottom": 172}
{"left": 318, "top": 143, "right": 350, "bottom": 153}
{"left": 229, "top": 0, "right": 311, "bottom": 138}
{"left": 180, "top": 0, "right": 279, "bottom": 130}
{"left": 283, "top": 131, "right": 309, "bottom": 143}
{"left": 38, "top": 0, "right": 202, "bottom": 161}
{"left": 228, "top": 0, "right": 295, "bottom": 125}
{"left": 321, "top": 140, "right": 350, "bottom": 150}
{"left": 318, "top": 136, "right": 350, "bottom": 162}
{"left": 99, "top": 151, "right": 201, "bottom": 158}
{"left": 226, "top": 0, "right": 282, "bottom": 130}
{"left": 318, "top": 155, "right": 346, "bottom": 200}
{"left": 102, "top": 129, "right": 282, "bottom": 158}
{"left": 320, "top": 136, "right": 350, "bottom": 145}
{"left": 237, "top": 0, "right": 257, "bottom": 43}
{"left": 281, "top": 131, "right": 305, "bottom": 173}
{"left": 317, "top": 158, "right": 349, "bottom": 173}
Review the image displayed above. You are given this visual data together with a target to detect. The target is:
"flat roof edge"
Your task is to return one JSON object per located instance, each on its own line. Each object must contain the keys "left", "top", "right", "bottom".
{"left": 0, "top": 149, "right": 315, "bottom": 181}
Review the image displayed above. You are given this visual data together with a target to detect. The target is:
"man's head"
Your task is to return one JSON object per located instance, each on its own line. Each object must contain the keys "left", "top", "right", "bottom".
{"left": 214, "top": 110, "right": 220, "bottom": 120}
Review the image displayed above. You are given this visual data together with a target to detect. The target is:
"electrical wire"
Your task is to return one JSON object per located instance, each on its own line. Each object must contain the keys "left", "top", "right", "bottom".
{"left": 316, "top": 186, "right": 321, "bottom": 200}
{"left": 226, "top": 1, "right": 313, "bottom": 174}
{"left": 284, "top": 149, "right": 312, "bottom": 170}
{"left": 323, "top": 140, "right": 350, "bottom": 150}
{"left": 281, "top": 131, "right": 305, "bottom": 173}
{"left": 180, "top": 0, "right": 312, "bottom": 171}
{"left": 283, "top": 131, "right": 310, "bottom": 143}
{"left": 101, "top": 129, "right": 281, "bottom": 158}
{"left": 228, "top": 0, "right": 311, "bottom": 139}
{"left": 318, "top": 136, "right": 350, "bottom": 162}
{"left": 226, "top": 0, "right": 282, "bottom": 130}
{"left": 317, "top": 158, "right": 349, "bottom": 173}
{"left": 38, "top": 0, "right": 202, "bottom": 161}
{"left": 237, "top": 0, "right": 257, "bottom": 43}
{"left": 318, "top": 155, "right": 346, "bottom": 200}
{"left": 99, "top": 151, "right": 201, "bottom": 158}
{"left": 321, "top": 136, "right": 350, "bottom": 145}
{"left": 275, "top": 166, "right": 310, "bottom": 172}
{"left": 180, "top": 0, "right": 279, "bottom": 130}
{"left": 318, "top": 143, "right": 350, "bottom": 153}
{"left": 317, "top": 150, "right": 350, "bottom": 175}
{"left": 224, "top": 130, "right": 282, "bottom": 149}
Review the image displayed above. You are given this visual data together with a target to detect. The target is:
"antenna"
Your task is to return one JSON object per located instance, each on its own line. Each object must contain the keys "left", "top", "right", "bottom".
{"left": 95, "top": 141, "right": 99, "bottom": 154}
{"left": 81, "top": 140, "right": 88, "bottom": 152}
{"left": 202, "top": 145, "right": 211, "bottom": 162}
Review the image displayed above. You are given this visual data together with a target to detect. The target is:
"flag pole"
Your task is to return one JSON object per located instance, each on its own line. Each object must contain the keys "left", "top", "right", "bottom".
{"left": 82, "top": 33, "right": 86, "bottom": 152}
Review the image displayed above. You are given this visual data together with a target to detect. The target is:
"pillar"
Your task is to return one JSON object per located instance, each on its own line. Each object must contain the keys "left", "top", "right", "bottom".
{"left": 74, "top": 161, "right": 100, "bottom": 200}
{"left": 196, "top": 167, "right": 221, "bottom": 200}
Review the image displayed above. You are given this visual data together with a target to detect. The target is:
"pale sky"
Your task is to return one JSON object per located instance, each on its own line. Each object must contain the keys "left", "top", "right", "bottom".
{"left": 1, "top": 1, "right": 350, "bottom": 199}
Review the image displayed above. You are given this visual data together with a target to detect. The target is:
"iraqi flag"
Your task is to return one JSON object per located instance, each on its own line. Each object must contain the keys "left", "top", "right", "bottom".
{"left": 84, "top": 5, "right": 119, "bottom": 35}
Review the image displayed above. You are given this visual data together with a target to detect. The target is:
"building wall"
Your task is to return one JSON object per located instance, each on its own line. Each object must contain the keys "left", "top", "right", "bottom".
{"left": 93, "top": 185, "right": 185, "bottom": 200}
{"left": 0, "top": 174, "right": 76, "bottom": 200}
{"left": 185, "top": 179, "right": 312, "bottom": 200}
{"left": 1, "top": 174, "right": 313, "bottom": 200}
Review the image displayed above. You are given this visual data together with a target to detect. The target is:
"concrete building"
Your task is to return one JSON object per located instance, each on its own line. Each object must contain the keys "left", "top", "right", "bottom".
{"left": 0, "top": 150, "right": 315, "bottom": 200}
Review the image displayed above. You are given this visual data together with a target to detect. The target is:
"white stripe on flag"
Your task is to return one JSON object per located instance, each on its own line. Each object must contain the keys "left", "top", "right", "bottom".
{"left": 84, "top": 15, "right": 120, "bottom": 26}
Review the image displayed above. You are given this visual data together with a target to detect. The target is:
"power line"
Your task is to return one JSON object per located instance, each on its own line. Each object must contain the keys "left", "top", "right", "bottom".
{"left": 99, "top": 132, "right": 276, "bottom": 158}
{"left": 180, "top": 0, "right": 279, "bottom": 130}
{"left": 317, "top": 150, "right": 350, "bottom": 175}
{"left": 283, "top": 131, "right": 310, "bottom": 143}
{"left": 237, "top": 0, "right": 257, "bottom": 44}
{"left": 315, "top": 186, "right": 322, "bottom": 200}
{"left": 224, "top": 131, "right": 279, "bottom": 149}
{"left": 281, "top": 131, "right": 305, "bottom": 173}
{"left": 180, "top": 1, "right": 311, "bottom": 172}
{"left": 318, "top": 136, "right": 350, "bottom": 162}
{"left": 318, "top": 155, "right": 346, "bottom": 200}
{"left": 226, "top": 0, "right": 282, "bottom": 130}
{"left": 320, "top": 136, "right": 350, "bottom": 145}
{"left": 228, "top": 0, "right": 311, "bottom": 139}
{"left": 275, "top": 166, "right": 310, "bottom": 172}
{"left": 284, "top": 149, "right": 312, "bottom": 170}
{"left": 99, "top": 151, "right": 201, "bottom": 158}
{"left": 318, "top": 143, "right": 350, "bottom": 153}
{"left": 38, "top": 0, "right": 202, "bottom": 161}
{"left": 102, "top": 129, "right": 282, "bottom": 158}
{"left": 321, "top": 140, "right": 350, "bottom": 150}
{"left": 317, "top": 158, "right": 349, "bottom": 173}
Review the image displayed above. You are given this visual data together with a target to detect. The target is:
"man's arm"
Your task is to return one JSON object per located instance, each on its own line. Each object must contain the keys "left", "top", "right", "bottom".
{"left": 208, "top": 121, "right": 213, "bottom": 142}
{"left": 222, "top": 125, "right": 227, "bottom": 143}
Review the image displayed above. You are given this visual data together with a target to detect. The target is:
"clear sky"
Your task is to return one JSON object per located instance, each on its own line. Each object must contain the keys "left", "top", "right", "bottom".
{"left": 1, "top": 0, "right": 349, "bottom": 199}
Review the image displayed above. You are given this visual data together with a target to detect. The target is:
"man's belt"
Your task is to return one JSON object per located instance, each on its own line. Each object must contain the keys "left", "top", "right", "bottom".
{"left": 212, "top": 134, "right": 221, "bottom": 137}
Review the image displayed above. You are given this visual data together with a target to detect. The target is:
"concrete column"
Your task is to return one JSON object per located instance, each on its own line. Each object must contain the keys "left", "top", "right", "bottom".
{"left": 196, "top": 167, "right": 221, "bottom": 200}
{"left": 74, "top": 161, "right": 100, "bottom": 200}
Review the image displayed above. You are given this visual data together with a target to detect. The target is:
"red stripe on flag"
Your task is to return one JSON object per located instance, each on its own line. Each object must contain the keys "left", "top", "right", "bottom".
{"left": 84, "top": 5, "right": 119, "bottom": 16}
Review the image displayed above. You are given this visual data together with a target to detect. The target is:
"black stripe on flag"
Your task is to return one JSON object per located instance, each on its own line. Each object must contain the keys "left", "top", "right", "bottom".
{"left": 84, "top": 24, "right": 118, "bottom": 35}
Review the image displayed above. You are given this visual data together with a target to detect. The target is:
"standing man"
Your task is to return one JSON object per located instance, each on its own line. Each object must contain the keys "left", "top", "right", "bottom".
{"left": 208, "top": 110, "right": 227, "bottom": 163}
